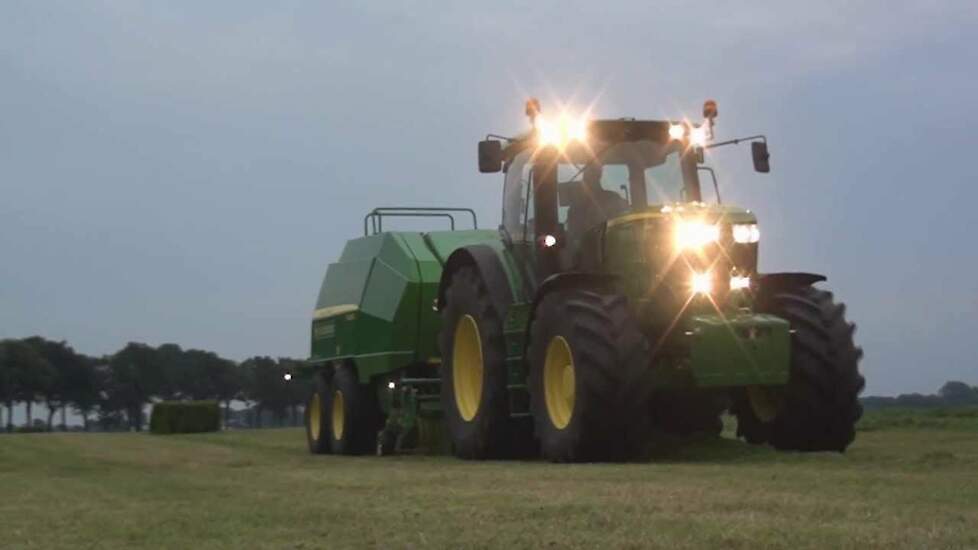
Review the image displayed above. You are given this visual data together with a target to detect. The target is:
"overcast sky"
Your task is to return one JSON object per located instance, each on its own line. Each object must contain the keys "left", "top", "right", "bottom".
{"left": 1, "top": 2, "right": 976, "bottom": 396}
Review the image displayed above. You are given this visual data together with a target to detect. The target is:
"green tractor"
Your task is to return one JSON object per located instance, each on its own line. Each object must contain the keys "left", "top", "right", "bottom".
{"left": 303, "top": 100, "right": 865, "bottom": 462}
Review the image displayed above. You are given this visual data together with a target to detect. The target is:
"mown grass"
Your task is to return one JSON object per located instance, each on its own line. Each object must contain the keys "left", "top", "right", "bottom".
{"left": 1, "top": 414, "right": 976, "bottom": 549}
{"left": 858, "top": 406, "right": 978, "bottom": 432}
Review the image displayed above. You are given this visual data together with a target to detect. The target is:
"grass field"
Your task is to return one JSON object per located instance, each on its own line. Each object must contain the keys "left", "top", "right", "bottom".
{"left": 2, "top": 411, "right": 977, "bottom": 549}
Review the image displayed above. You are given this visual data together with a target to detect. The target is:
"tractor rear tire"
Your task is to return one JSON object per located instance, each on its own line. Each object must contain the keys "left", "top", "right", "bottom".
{"left": 327, "top": 363, "right": 381, "bottom": 455}
{"left": 439, "top": 266, "right": 512, "bottom": 459}
{"left": 305, "top": 371, "right": 331, "bottom": 454}
{"left": 731, "top": 286, "right": 865, "bottom": 452}
{"left": 528, "top": 289, "right": 652, "bottom": 462}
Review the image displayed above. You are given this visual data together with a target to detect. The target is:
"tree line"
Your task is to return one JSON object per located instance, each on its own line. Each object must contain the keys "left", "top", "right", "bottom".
{"left": 0, "top": 337, "right": 308, "bottom": 432}
{"left": 861, "top": 381, "right": 978, "bottom": 410}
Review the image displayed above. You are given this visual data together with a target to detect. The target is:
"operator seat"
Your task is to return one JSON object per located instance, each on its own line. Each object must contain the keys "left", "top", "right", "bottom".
{"left": 565, "top": 164, "right": 629, "bottom": 248}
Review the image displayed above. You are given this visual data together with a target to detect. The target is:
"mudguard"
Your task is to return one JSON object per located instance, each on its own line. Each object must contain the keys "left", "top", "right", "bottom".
{"left": 757, "top": 272, "right": 827, "bottom": 294}
{"left": 437, "top": 244, "right": 522, "bottom": 314}
{"left": 529, "top": 272, "right": 618, "bottom": 320}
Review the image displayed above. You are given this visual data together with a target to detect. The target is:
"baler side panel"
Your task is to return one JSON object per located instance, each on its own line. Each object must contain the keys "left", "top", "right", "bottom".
{"left": 352, "top": 234, "right": 427, "bottom": 382}
{"left": 310, "top": 234, "right": 423, "bottom": 382}
{"left": 310, "top": 235, "right": 384, "bottom": 362}
{"left": 397, "top": 233, "right": 444, "bottom": 363}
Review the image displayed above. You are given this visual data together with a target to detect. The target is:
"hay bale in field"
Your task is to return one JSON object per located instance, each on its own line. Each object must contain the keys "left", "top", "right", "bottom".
{"left": 150, "top": 401, "right": 220, "bottom": 434}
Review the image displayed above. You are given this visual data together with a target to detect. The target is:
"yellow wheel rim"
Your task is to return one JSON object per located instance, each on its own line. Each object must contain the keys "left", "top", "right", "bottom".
{"left": 309, "top": 392, "right": 322, "bottom": 441}
{"left": 331, "top": 389, "right": 345, "bottom": 440}
{"left": 452, "top": 314, "right": 484, "bottom": 422}
{"left": 544, "top": 336, "right": 575, "bottom": 430}
{"left": 747, "top": 385, "right": 783, "bottom": 423}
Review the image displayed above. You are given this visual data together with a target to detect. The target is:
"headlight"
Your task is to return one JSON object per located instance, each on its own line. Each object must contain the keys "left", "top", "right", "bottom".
{"left": 668, "top": 124, "right": 685, "bottom": 140}
{"left": 732, "top": 223, "right": 760, "bottom": 244}
{"left": 691, "top": 272, "right": 713, "bottom": 295}
{"left": 730, "top": 275, "right": 751, "bottom": 291}
{"left": 675, "top": 220, "right": 720, "bottom": 250}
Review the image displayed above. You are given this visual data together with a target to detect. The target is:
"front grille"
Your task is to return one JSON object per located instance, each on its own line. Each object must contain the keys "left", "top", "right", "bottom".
{"left": 642, "top": 223, "right": 756, "bottom": 310}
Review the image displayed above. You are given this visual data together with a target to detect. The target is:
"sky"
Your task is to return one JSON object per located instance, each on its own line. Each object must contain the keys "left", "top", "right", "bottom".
{"left": 1, "top": 1, "right": 976, "bottom": 397}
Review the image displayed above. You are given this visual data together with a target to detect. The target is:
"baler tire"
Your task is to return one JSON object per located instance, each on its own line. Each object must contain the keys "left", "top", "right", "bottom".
{"left": 305, "top": 371, "right": 331, "bottom": 455}
{"left": 731, "top": 286, "right": 865, "bottom": 452}
{"left": 439, "top": 266, "right": 511, "bottom": 460}
{"left": 327, "top": 363, "right": 381, "bottom": 455}
{"left": 528, "top": 289, "right": 652, "bottom": 462}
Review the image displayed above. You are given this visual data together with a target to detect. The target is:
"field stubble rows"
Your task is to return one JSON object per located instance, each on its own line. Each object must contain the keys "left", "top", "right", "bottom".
{"left": 1, "top": 413, "right": 976, "bottom": 549}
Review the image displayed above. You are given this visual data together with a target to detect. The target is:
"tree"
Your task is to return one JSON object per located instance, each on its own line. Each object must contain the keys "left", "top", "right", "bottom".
{"left": 0, "top": 339, "right": 55, "bottom": 429}
{"left": 22, "top": 337, "right": 88, "bottom": 430}
{"left": 278, "top": 358, "right": 308, "bottom": 427}
{"left": 155, "top": 343, "right": 186, "bottom": 400}
{"left": 210, "top": 358, "right": 242, "bottom": 428}
{"left": 106, "top": 343, "right": 164, "bottom": 431}
{"left": 938, "top": 381, "right": 978, "bottom": 406}
{"left": 67, "top": 356, "right": 103, "bottom": 431}
{"left": 241, "top": 356, "right": 291, "bottom": 427}
{"left": 0, "top": 341, "right": 13, "bottom": 431}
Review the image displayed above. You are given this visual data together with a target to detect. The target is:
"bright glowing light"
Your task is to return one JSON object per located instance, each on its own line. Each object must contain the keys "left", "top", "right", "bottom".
{"left": 733, "top": 224, "right": 760, "bottom": 243}
{"left": 283, "top": 373, "right": 292, "bottom": 381}
{"left": 542, "top": 234, "right": 558, "bottom": 248}
{"left": 537, "top": 117, "right": 561, "bottom": 146}
{"left": 536, "top": 113, "right": 588, "bottom": 148}
{"left": 689, "top": 125, "right": 708, "bottom": 147}
{"left": 387, "top": 381, "right": 396, "bottom": 390}
{"left": 570, "top": 117, "right": 588, "bottom": 142}
{"left": 675, "top": 220, "right": 720, "bottom": 250}
{"left": 730, "top": 275, "right": 751, "bottom": 291}
{"left": 691, "top": 272, "right": 713, "bottom": 295}
{"left": 668, "top": 124, "right": 685, "bottom": 140}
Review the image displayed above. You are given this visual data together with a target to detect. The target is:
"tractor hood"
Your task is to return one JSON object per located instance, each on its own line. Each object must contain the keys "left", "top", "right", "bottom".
{"left": 599, "top": 202, "right": 761, "bottom": 321}
{"left": 606, "top": 202, "right": 757, "bottom": 230}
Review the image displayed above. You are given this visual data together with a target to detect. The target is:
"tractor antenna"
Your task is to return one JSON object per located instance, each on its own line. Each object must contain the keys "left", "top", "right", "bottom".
{"left": 525, "top": 98, "right": 541, "bottom": 128}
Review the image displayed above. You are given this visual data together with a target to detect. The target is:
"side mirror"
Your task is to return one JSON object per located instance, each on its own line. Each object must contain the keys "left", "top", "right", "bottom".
{"left": 751, "top": 141, "right": 770, "bottom": 173}
{"left": 478, "top": 140, "right": 503, "bottom": 173}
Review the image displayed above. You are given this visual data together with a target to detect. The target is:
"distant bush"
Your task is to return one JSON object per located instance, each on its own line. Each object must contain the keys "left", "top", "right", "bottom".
{"left": 150, "top": 401, "right": 220, "bottom": 435}
{"left": 14, "top": 426, "right": 49, "bottom": 434}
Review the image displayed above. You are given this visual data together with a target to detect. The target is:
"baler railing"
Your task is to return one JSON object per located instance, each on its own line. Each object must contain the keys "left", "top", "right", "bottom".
{"left": 363, "top": 207, "right": 478, "bottom": 236}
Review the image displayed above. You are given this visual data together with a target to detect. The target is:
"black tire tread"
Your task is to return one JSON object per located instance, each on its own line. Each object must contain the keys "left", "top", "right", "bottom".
{"left": 732, "top": 286, "right": 865, "bottom": 452}
{"left": 528, "top": 290, "right": 652, "bottom": 462}
{"left": 438, "top": 266, "right": 514, "bottom": 459}
{"left": 328, "top": 363, "right": 381, "bottom": 455}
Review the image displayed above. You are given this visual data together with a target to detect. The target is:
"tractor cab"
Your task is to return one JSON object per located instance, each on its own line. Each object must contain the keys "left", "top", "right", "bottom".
{"left": 480, "top": 100, "right": 769, "bottom": 283}
{"left": 501, "top": 133, "right": 699, "bottom": 250}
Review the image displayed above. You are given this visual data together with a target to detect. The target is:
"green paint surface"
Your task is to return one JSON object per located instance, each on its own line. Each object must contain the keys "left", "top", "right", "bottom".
{"left": 687, "top": 313, "right": 790, "bottom": 387}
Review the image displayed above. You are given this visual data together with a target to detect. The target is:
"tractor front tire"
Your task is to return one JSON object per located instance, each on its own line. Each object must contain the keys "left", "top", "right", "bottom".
{"left": 732, "top": 286, "right": 865, "bottom": 452}
{"left": 327, "top": 363, "right": 381, "bottom": 455}
{"left": 305, "top": 371, "right": 331, "bottom": 454}
{"left": 528, "top": 290, "right": 652, "bottom": 462}
{"left": 439, "top": 266, "right": 512, "bottom": 459}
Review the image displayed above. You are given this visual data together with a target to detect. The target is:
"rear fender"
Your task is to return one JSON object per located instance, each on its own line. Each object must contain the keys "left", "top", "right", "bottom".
{"left": 757, "top": 272, "right": 826, "bottom": 294}
{"left": 437, "top": 245, "right": 519, "bottom": 314}
{"left": 525, "top": 272, "right": 619, "bottom": 347}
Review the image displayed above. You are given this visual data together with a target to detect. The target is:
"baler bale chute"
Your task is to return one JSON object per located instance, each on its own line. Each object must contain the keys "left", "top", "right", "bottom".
{"left": 302, "top": 100, "right": 865, "bottom": 462}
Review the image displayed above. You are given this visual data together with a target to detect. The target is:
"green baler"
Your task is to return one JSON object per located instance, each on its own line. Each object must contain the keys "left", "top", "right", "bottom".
{"left": 304, "top": 102, "right": 865, "bottom": 462}
{"left": 310, "top": 223, "right": 493, "bottom": 381}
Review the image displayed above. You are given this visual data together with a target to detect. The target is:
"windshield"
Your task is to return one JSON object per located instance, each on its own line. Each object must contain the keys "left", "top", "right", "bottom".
{"left": 556, "top": 140, "right": 692, "bottom": 208}
{"left": 501, "top": 140, "right": 700, "bottom": 242}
